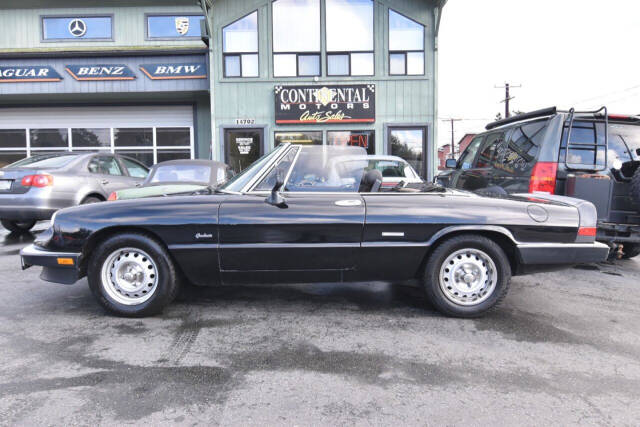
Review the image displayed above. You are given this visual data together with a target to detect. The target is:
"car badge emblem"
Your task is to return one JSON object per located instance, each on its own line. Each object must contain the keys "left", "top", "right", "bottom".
{"left": 175, "top": 17, "right": 190, "bottom": 35}
{"left": 195, "top": 232, "right": 213, "bottom": 240}
{"left": 315, "top": 87, "right": 333, "bottom": 107}
{"left": 68, "top": 19, "right": 87, "bottom": 37}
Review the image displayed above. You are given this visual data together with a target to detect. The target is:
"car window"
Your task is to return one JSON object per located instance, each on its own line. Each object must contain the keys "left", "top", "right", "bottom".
{"left": 121, "top": 158, "right": 149, "bottom": 178}
{"left": 493, "top": 120, "right": 546, "bottom": 175}
{"left": 254, "top": 147, "right": 298, "bottom": 191}
{"left": 88, "top": 156, "right": 123, "bottom": 176}
{"left": 457, "top": 136, "right": 484, "bottom": 169}
{"left": 610, "top": 123, "right": 640, "bottom": 161}
{"left": 285, "top": 145, "right": 368, "bottom": 192}
{"left": 476, "top": 133, "right": 504, "bottom": 168}
{"left": 7, "top": 154, "right": 77, "bottom": 169}
{"left": 368, "top": 160, "right": 407, "bottom": 178}
{"left": 560, "top": 121, "right": 606, "bottom": 169}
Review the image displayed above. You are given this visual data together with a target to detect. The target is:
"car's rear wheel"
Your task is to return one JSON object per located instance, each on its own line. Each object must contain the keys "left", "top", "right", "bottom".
{"left": 423, "top": 235, "right": 511, "bottom": 318}
{"left": 621, "top": 243, "right": 640, "bottom": 259}
{"left": 81, "top": 196, "right": 102, "bottom": 205}
{"left": 88, "top": 233, "right": 180, "bottom": 317}
{"left": 1, "top": 219, "right": 36, "bottom": 233}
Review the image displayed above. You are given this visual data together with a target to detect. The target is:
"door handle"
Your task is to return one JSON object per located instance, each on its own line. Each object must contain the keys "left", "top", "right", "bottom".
{"left": 101, "top": 179, "right": 109, "bottom": 185}
{"left": 335, "top": 199, "right": 362, "bottom": 207}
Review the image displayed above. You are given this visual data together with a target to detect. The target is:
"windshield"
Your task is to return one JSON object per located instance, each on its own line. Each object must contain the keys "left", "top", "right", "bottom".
{"left": 5, "top": 154, "right": 78, "bottom": 169}
{"left": 220, "top": 144, "right": 287, "bottom": 192}
{"left": 149, "top": 164, "right": 211, "bottom": 184}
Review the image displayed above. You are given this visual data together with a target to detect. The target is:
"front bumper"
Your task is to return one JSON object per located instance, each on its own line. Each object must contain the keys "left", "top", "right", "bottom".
{"left": 517, "top": 241, "right": 609, "bottom": 265}
{"left": 20, "top": 244, "right": 82, "bottom": 285}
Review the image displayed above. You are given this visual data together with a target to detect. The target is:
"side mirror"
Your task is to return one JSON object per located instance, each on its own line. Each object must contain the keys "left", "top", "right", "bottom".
{"left": 265, "top": 170, "right": 287, "bottom": 208}
{"left": 445, "top": 158, "right": 458, "bottom": 169}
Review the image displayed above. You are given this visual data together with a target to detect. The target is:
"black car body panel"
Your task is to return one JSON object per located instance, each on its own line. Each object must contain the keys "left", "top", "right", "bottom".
{"left": 22, "top": 144, "right": 609, "bottom": 289}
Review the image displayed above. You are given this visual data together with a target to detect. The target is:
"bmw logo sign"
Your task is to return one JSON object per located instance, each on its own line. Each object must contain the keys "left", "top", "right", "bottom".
{"left": 68, "top": 19, "right": 87, "bottom": 37}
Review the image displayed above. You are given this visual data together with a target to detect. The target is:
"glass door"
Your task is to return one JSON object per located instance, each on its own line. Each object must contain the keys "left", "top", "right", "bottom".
{"left": 388, "top": 127, "right": 427, "bottom": 178}
{"left": 224, "top": 128, "right": 264, "bottom": 174}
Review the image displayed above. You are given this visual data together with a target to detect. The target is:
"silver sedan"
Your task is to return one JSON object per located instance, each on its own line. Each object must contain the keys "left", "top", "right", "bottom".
{"left": 0, "top": 152, "right": 149, "bottom": 233}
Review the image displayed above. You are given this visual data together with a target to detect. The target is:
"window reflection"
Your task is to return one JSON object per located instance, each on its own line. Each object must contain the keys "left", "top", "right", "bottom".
{"left": 389, "top": 10, "right": 425, "bottom": 76}
{"left": 223, "top": 11, "right": 259, "bottom": 78}
{"left": 326, "top": 0, "right": 374, "bottom": 76}
{"left": 71, "top": 128, "right": 110, "bottom": 148}
{"left": 273, "top": 0, "right": 320, "bottom": 77}
{"left": 389, "top": 128, "right": 426, "bottom": 177}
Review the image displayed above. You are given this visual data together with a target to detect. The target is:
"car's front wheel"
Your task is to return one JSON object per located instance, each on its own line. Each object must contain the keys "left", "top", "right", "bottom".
{"left": 88, "top": 233, "right": 180, "bottom": 317}
{"left": 423, "top": 235, "right": 511, "bottom": 318}
{"left": 1, "top": 219, "right": 36, "bottom": 233}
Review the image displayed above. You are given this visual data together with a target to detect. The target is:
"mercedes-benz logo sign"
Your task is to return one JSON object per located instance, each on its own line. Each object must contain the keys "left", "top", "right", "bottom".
{"left": 68, "top": 19, "right": 87, "bottom": 37}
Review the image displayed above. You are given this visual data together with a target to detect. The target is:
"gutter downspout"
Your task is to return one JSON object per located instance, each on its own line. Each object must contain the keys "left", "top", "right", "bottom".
{"left": 432, "top": 1, "right": 446, "bottom": 180}
{"left": 198, "top": 0, "right": 218, "bottom": 160}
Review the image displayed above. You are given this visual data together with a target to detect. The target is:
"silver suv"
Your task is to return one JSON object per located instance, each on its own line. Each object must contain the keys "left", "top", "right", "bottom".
{"left": 0, "top": 152, "right": 149, "bottom": 233}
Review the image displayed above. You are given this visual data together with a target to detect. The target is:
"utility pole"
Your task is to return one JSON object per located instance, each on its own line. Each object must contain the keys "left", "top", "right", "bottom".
{"left": 440, "top": 118, "right": 462, "bottom": 158}
{"left": 495, "top": 82, "right": 521, "bottom": 118}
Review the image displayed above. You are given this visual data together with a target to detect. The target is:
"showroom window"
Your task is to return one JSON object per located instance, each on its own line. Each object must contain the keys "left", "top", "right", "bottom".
{"left": 272, "top": 0, "right": 321, "bottom": 77}
{"left": 327, "top": 130, "right": 375, "bottom": 154}
{"left": 275, "top": 131, "right": 322, "bottom": 146}
{"left": 0, "top": 127, "right": 192, "bottom": 168}
{"left": 223, "top": 11, "right": 259, "bottom": 78}
{"left": 42, "top": 16, "right": 112, "bottom": 41}
{"left": 388, "top": 9, "right": 425, "bottom": 75}
{"left": 326, "top": 0, "right": 374, "bottom": 76}
{"left": 0, "top": 129, "right": 27, "bottom": 167}
{"left": 146, "top": 14, "right": 204, "bottom": 39}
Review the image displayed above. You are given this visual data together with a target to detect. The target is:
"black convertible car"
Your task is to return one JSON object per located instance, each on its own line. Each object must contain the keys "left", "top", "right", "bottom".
{"left": 21, "top": 143, "right": 608, "bottom": 318}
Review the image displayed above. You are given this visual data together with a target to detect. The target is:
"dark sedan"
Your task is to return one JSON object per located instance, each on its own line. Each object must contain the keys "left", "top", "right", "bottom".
{"left": 20, "top": 143, "right": 608, "bottom": 318}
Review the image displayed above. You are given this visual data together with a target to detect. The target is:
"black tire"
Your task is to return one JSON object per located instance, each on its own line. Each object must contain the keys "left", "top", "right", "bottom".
{"left": 423, "top": 234, "right": 511, "bottom": 318}
{"left": 88, "top": 233, "right": 180, "bottom": 317}
{"left": 81, "top": 196, "right": 102, "bottom": 205}
{"left": 1, "top": 219, "right": 36, "bottom": 233}
{"left": 621, "top": 243, "right": 640, "bottom": 260}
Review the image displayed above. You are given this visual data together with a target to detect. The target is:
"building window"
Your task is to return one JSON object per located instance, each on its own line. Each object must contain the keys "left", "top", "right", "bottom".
{"left": 0, "top": 130, "right": 27, "bottom": 167}
{"left": 326, "top": 0, "right": 374, "bottom": 76}
{"left": 223, "top": 11, "right": 259, "bottom": 78}
{"left": 147, "top": 15, "right": 204, "bottom": 39}
{"left": 388, "top": 10, "right": 425, "bottom": 75}
{"left": 71, "top": 128, "right": 111, "bottom": 148}
{"left": 30, "top": 129, "right": 68, "bottom": 149}
{"left": 272, "top": 0, "right": 321, "bottom": 77}
{"left": 42, "top": 16, "right": 112, "bottom": 41}
{"left": 327, "top": 130, "right": 375, "bottom": 154}
{"left": 275, "top": 131, "right": 322, "bottom": 146}
{"left": 389, "top": 127, "right": 427, "bottom": 178}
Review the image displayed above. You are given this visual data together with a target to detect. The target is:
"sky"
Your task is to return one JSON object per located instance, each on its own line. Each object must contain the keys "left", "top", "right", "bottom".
{"left": 437, "top": 0, "right": 640, "bottom": 147}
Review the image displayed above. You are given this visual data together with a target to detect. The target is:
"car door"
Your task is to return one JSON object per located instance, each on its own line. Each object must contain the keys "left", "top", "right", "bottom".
{"left": 118, "top": 156, "right": 150, "bottom": 185}
{"left": 87, "top": 155, "right": 134, "bottom": 194}
{"left": 217, "top": 146, "right": 365, "bottom": 282}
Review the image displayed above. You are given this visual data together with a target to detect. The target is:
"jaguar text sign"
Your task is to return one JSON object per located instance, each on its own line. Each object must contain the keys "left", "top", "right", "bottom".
{"left": 0, "top": 66, "right": 62, "bottom": 83}
{"left": 275, "top": 84, "right": 375, "bottom": 125}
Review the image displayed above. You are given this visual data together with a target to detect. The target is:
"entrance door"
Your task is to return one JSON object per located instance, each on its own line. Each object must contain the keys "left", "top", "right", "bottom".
{"left": 224, "top": 128, "right": 264, "bottom": 174}
{"left": 388, "top": 127, "right": 427, "bottom": 178}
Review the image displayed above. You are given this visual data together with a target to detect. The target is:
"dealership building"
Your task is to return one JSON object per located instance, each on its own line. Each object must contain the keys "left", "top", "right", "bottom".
{"left": 0, "top": 0, "right": 445, "bottom": 180}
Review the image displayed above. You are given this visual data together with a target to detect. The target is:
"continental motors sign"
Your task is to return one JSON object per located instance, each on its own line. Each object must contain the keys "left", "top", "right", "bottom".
{"left": 275, "top": 84, "right": 375, "bottom": 124}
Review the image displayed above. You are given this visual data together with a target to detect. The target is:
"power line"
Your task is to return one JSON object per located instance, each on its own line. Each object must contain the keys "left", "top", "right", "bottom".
{"left": 440, "top": 118, "right": 462, "bottom": 158}
{"left": 495, "top": 82, "right": 521, "bottom": 118}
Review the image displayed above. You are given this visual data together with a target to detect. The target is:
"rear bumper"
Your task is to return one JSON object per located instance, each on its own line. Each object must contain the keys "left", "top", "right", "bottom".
{"left": 20, "top": 244, "right": 82, "bottom": 285}
{"left": 596, "top": 222, "right": 640, "bottom": 243}
{"left": 0, "top": 191, "right": 74, "bottom": 221}
{"left": 517, "top": 241, "right": 609, "bottom": 265}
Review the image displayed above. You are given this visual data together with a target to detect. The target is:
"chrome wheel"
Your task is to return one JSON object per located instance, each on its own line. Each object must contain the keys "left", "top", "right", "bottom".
{"left": 100, "top": 247, "right": 159, "bottom": 306}
{"left": 439, "top": 248, "right": 497, "bottom": 306}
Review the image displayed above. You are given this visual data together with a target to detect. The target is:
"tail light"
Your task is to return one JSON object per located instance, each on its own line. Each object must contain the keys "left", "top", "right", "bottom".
{"left": 578, "top": 227, "right": 597, "bottom": 237}
{"left": 529, "top": 162, "right": 558, "bottom": 194}
{"left": 107, "top": 192, "right": 118, "bottom": 201}
{"left": 21, "top": 174, "right": 53, "bottom": 188}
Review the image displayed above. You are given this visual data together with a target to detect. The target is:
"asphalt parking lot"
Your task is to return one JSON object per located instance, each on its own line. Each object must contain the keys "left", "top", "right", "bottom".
{"left": 1, "top": 224, "right": 640, "bottom": 426}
